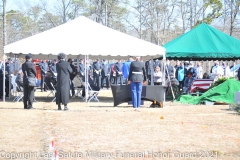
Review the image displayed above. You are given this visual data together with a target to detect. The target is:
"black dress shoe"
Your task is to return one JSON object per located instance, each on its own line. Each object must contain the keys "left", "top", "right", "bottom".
{"left": 28, "top": 107, "right": 35, "bottom": 109}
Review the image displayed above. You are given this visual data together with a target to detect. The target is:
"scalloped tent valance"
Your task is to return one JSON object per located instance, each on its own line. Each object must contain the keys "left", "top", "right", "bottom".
{"left": 4, "top": 16, "right": 165, "bottom": 60}
{"left": 164, "top": 23, "right": 240, "bottom": 60}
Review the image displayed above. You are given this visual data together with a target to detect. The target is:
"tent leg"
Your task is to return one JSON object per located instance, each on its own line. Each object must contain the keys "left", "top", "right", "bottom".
{"left": 3, "top": 54, "right": 5, "bottom": 102}
{"left": 150, "top": 56, "right": 154, "bottom": 86}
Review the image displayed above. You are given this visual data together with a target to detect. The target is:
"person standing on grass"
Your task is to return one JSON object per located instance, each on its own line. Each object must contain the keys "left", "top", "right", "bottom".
{"left": 56, "top": 53, "right": 73, "bottom": 111}
{"left": 128, "top": 56, "right": 147, "bottom": 108}
{"left": 22, "top": 54, "right": 36, "bottom": 109}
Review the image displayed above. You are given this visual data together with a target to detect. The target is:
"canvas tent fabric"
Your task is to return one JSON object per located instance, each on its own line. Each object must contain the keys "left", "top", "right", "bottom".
{"left": 175, "top": 79, "right": 240, "bottom": 104}
{"left": 4, "top": 16, "right": 165, "bottom": 60}
{"left": 164, "top": 23, "right": 240, "bottom": 60}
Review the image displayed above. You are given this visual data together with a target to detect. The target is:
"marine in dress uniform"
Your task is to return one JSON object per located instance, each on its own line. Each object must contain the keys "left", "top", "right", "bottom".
{"left": 114, "top": 60, "right": 123, "bottom": 85}
{"left": 92, "top": 58, "right": 102, "bottom": 88}
{"left": 101, "top": 60, "right": 110, "bottom": 89}
{"left": 39, "top": 59, "right": 49, "bottom": 92}
{"left": 128, "top": 56, "right": 147, "bottom": 108}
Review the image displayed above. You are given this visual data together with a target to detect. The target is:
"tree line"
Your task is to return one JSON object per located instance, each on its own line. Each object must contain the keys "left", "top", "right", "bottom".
{"left": 0, "top": 0, "right": 239, "bottom": 54}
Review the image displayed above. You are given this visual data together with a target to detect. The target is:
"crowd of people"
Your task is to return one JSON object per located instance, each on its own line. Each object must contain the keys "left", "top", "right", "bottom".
{"left": 0, "top": 55, "right": 240, "bottom": 109}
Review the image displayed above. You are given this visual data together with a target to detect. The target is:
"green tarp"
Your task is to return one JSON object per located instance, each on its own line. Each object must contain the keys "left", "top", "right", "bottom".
{"left": 175, "top": 79, "right": 240, "bottom": 104}
{"left": 164, "top": 23, "right": 240, "bottom": 60}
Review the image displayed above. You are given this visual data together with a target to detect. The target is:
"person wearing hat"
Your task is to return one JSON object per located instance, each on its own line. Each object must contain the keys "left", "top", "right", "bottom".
{"left": 56, "top": 53, "right": 73, "bottom": 110}
{"left": 39, "top": 58, "right": 49, "bottom": 92}
{"left": 101, "top": 59, "right": 110, "bottom": 89}
{"left": 22, "top": 54, "right": 36, "bottom": 109}
{"left": 128, "top": 56, "right": 147, "bottom": 108}
{"left": 92, "top": 58, "right": 102, "bottom": 88}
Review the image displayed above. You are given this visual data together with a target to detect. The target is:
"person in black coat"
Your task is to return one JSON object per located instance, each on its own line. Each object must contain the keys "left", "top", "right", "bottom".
{"left": 101, "top": 60, "right": 110, "bottom": 89}
{"left": 128, "top": 56, "right": 147, "bottom": 108}
{"left": 0, "top": 70, "right": 3, "bottom": 100}
{"left": 78, "top": 59, "right": 85, "bottom": 78}
{"left": 68, "top": 59, "right": 77, "bottom": 97}
{"left": 39, "top": 59, "right": 49, "bottom": 92}
{"left": 165, "top": 59, "right": 174, "bottom": 79}
{"left": 56, "top": 53, "right": 73, "bottom": 111}
{"left": 114, "top": 60, "right": 123, "bottom": 85}
{"left": 145, "top": 59, "right": 153, "bottom": 85}
{"left": 92, "top": 58, "right": 102, "bottom": 88}
{"left": 154, "top": 59, "right": 161, "bottom": 71}
{"left": 22, "top": 54, "right": 37, "bottom": 109}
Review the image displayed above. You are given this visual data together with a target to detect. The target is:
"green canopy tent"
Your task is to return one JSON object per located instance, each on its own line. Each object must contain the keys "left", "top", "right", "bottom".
{"left": 164, "top": 23, "right": 240, "bottom": 60}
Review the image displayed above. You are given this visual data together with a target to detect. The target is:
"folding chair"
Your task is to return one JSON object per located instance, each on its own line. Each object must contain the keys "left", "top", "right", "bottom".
{"left": 82, "top": 82, "right": 99, "bottom": 102}
{"left": 189, "top": 79, "right": 214, "bottom": 96}
{"left": 73, "top": 75, "right": 83, "bottom": 98}
{"left": 44, "top": 82, "right": 55, "bottom": 98}
{"left": 50, "top": 82, "right": 57, "bottom": 102}
{"left": 13, "top": 85, "right": 24, "bottom": 102}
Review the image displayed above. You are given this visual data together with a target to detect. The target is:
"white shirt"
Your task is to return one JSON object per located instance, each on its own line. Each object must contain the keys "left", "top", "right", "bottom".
{"left": 211, "top": 65, "right": 223, "bottom": 79}
{"left": 195, "top": 66, "right": 203, "bottom": 79}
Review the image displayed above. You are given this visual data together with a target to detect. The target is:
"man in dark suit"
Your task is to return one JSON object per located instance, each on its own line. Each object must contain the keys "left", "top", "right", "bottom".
{"left": 165, "top": 59, "right": 174, "bottom": 79}
{"left": 145, "top": 59, "right": 153, "bottom": 85}
{"left": 22, "top": 54, "right": 36, "bottom": 109}
{"left": 154, "top": 59, "right": 161, "bottom": 71}
{"left": 101, "top": 60, "right": 110, "bottom": 89}
{"left": 78, "top": 59, "right": 85, "bottom": 78}
{"left": 92, "top": 58, "right": 102, "bottom": 88}
{"left": 39, "top": 59, "right": 49, "bottom": 92}
{"left": 114, "top": 60, "right": 123, "bottom": 85}
{"left": 68, "top": 59, "right": 77, "bottom": 97}
{"left": 56, "top": 53, "right": 73, "bottom": 111}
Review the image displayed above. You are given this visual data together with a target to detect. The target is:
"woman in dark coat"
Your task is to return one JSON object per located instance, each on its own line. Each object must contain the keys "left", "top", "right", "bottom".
{"left": 56, "top": 53, "right": 73, "bottom": 110}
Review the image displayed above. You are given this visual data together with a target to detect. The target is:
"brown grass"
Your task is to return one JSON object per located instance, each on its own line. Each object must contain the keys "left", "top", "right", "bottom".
{"left": 0, "top": 90, "right": 239, "bottom": 160}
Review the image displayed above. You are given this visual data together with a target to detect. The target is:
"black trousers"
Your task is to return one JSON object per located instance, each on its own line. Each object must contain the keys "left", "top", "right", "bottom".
{"left": 93, "top": 75, "right": 101, "bottom": 88}
{"left": 110, "top": 76, "right": 116, "bottom": 84}
{"left": 115, "top": 75, "right": 123, "bottom": 85}
{"left": 147, "top": 75, "right": 151, "bottom": 85}
{"left": 101, "top": 76, "right": 109, "bottom": 88}
{"left": 179, "top": 80, "right": 184, "bottom": 91}
{"left": 41, "top": 74, "right": 46, "bottom": 91}
{"left": 23, "top": 84, "right": 34, "bottom": 109}
{"left": 0, "top": 80, "right": 3, "bottom": 98}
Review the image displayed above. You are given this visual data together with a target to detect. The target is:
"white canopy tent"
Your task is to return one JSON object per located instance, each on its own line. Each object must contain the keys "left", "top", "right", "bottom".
{"left": 3, "top": 16, "right": 166, "bottom": 103}
{"left": 5, "top": 16, "right": 165, "bottom": 59}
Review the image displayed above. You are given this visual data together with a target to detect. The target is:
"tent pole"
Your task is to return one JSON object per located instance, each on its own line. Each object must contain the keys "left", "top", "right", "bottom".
{"left": 162, "top": 52, "right": 166, "bottom": 102}
{"left": 150, "top": 56, "right": 153, "bottom": 86}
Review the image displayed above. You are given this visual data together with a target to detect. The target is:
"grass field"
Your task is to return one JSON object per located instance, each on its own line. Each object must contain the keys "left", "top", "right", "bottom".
{"left": 0, "top": 89, "right": 239, "bottom": 160}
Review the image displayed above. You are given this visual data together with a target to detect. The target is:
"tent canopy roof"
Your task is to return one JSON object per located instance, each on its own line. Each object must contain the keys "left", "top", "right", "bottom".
{"left": 4, "top": 16, "right": 165, "bottom": 60}
{"left": 164, "top": 23, "right": 240, "bottom": 60}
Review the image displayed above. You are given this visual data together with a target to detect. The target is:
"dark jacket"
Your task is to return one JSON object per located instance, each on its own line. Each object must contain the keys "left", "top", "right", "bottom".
{"left": 93, "top": 61, "right": 102, "bottom": 76}
{"left": 79, "top": 63, "right": 85, "bottom": 77}
{"left": 22, "top": 60, "right": 37, "bottom": 85}
{"left": 69, "top": 63, "right": 77, "bottom": 80}
{"left": 165, "top": 65, "right": 174, "bottom": 77}
{"left": 114, "top": 62, "right": 123, "bottom": 76}
{"left": 39, "top": 61, "right": 49, "bottom": 75}
{"left": 101, "top": 63, "right": 109, "bottom": 77}
{"left": 50, "top": 63, "right": 57, "bottom": 74}
{"left": 187, "top": 67, "right": 197, "bottom": 79}
{"left": 56, "top": 60, "right": 73, "bottom": 105}
{"left": 154, "top": 60, "right": 161, "bottom": 71}
{"left": 6, "top": 62, "right": 14, "bottom": 75}
{"left": 145, "top": 60, "right": 153, "bottom": 76}
{"left": 128, "top": 61, "right": 147, "bottom": 82}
